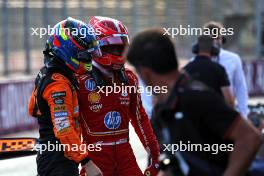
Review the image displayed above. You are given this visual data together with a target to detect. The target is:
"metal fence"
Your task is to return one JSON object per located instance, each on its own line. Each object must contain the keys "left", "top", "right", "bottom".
{"left": 0, "top": 0, "right": 263, "bottom": 75}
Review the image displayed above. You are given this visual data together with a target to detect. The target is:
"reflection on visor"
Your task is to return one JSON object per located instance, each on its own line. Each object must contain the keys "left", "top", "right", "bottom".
{"left": 78, "top": 49, "right": 102, "bottom": 62}
{"left": 99, "top": 34, "right": 129, "bottom": 46}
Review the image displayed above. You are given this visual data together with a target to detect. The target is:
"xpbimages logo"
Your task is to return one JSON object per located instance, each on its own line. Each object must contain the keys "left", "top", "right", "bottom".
{"left": 31, "top": 25, "right": 102, "bottom": 38}
{"left": 163, "top": 25, "right": 234, "bottom": 38}
{"left": 32, "top": 141, "right": 102, "bottom": 154}
{"left": 96, "top": 83, "right": 168, "bottom": 96}
{"left": 163, "top": 141, "right": 234, "bottom": 155}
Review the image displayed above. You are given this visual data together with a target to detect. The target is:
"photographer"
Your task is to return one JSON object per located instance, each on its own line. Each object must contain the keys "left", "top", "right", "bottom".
{"left": 126, "top": 29, "right": 262, "bottom": 176}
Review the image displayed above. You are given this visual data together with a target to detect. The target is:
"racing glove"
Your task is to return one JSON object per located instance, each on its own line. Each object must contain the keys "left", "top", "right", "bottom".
{"left": 144, "top": 163, "right": 160, "bottom": 176}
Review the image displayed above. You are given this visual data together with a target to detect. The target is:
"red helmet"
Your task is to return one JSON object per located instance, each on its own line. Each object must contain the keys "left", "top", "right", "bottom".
{"left": 89, "top": 16, "right": 129, "bottom": 70}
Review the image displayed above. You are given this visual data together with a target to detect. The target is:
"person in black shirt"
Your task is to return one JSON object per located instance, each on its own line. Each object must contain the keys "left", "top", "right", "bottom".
{"left": 126, "top": 29, "right": 262, "bottom": 176}
{"left": 184, "top": 35, "right": 234, "bottom": 107}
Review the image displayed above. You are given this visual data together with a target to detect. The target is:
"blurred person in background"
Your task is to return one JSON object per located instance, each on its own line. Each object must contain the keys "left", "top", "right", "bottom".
{"left": 127, "top": 28, "right": 262, "bottom": 176}
{"left": 78, "top": 16, "right": 160, "bottom": 176}
{"left": 204, "top": 21, "right": 249, "bottom": 119}
{"left": 184, "top": 35, "right": 234, "bottom": 107}
{"left": 28, "top": 17, "right": 102, "bottom": 176}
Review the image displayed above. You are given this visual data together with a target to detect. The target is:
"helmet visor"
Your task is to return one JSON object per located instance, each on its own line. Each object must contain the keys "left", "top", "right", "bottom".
{"left": 101, "top": 45, "right": 126, "bottom": 56}
{"left": 78, "top": 45, "right": 102, "bottom": 63}
{"left": 77, "top": 50, "right": 92, "bottom": 63}
{"left": 99, "top": 34, "right": 129, "bottom": 56}
{"left": 99, "top": 34, "right": 129, "bottom": 47}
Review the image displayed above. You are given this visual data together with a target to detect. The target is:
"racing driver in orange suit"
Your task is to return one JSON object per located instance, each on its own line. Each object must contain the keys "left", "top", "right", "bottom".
{"left": 28, "top": 17, "right": 102, "bottom": 176}
{"left": 79, "top": 16, "right": 160, "bottom": 176}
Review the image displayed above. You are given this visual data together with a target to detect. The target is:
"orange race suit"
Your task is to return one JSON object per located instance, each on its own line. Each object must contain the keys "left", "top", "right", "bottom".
{"left": 78, "top": 65, "right": 160, "bottom": 176}
{"left": 28, "top": 58, "right": 90, "bottom": 176}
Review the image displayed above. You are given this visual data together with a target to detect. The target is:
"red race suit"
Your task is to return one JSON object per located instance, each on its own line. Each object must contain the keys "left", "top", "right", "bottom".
{"left": 78, "top": 67, "right": 160, "bottom": 176}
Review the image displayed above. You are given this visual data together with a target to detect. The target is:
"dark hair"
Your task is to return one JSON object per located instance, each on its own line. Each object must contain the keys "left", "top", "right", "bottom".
{"left": 126, "top": 29, "right": 178, "bottom": 74}
{"left": 197, "top": 35, "right": 214, "bottom": 53}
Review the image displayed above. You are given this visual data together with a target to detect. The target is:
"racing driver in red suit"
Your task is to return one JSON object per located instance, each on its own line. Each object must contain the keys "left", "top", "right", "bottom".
{"left": 78, "top": 16, "right": 160, "bottom": 176}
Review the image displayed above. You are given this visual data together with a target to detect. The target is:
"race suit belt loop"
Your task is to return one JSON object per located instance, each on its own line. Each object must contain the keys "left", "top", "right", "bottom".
{"left": 95, "top": 138, "right": 128, "bottom": 146}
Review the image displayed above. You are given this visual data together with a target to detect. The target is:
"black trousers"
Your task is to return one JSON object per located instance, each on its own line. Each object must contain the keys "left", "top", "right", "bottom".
{"left": 36, "top": 150, "right": 79, "bottom": 176}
